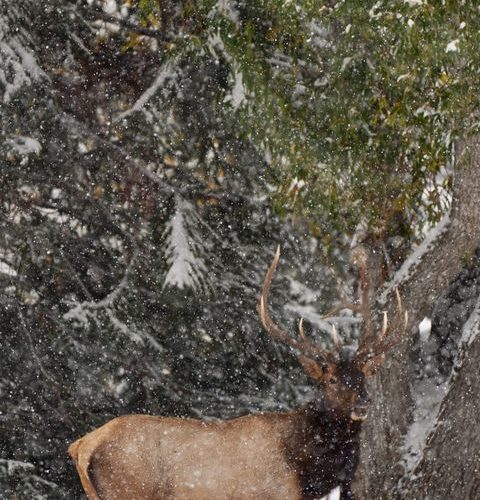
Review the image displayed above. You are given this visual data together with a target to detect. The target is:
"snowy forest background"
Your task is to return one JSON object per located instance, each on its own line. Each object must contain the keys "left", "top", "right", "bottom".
{"left": 1, "top": 1, "right": 479, "bottom": 498}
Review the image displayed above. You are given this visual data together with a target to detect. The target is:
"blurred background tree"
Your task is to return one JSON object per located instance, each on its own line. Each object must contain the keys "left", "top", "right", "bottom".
{"left": 1, "top": 1, "right": 480, "bottom": 497}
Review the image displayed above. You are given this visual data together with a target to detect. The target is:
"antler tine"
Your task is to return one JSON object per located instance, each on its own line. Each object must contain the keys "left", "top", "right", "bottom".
{"left": 331, "top": 324, "right": 340, "bottom": 352}
{"left": 301, "top": 317, "right": 340, "bottom": 357}
{"left": 257, "top": 247, "right": 306, "bottom": 354}
{"left": 356, "top": 288, "right": 409, "bottom": 364}
{"left": 376, "top": 291, "right": 406, "bottom": 350}
{"left": 298, "top": 318, "right": 306, "bottom": 340}
{"left": 320, "top": 303, "right": 355, "bottom": 320}
{"left": 375, "top": 309, "right": 409, "bottom": 355}
{"left": 394, "top": 289, "right": 403, "bottom": 323}
{"left": 258, "top": 246, "right": 333, "bottom": 361}
{"left": 258, "top": 295, "right": 304, "bottom": 353}
{"left": 378, "top": 311, "right": 388, "bottom": 343}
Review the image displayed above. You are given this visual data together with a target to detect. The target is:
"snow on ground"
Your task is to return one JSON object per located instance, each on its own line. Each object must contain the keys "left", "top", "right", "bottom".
{"left": 418, "top": 316, "right": 431, "bottom": 343}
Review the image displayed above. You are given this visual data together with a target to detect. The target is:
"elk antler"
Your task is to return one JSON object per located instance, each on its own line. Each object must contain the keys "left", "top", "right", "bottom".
{"left": 354, "top": 271, "right": 409, "bottom": 368}
{"left": 257, "top": 246, "right": 337, "bottom": 364}
{"left": 331, "top": 324, "right": 340, "bottom": 353}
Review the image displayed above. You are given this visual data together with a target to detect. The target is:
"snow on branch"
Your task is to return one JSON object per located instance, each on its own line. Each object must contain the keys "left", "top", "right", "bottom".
{"left": 114, "top": 63, "right": 176, "bottom": 122}
{"left": 223, "top": 64, "right": 246, "bottom": 111}
{"left": 0, "top": 458, "right": 60, "bottom": 490}
{"left": 63, "top": 250, "right": 146, "bottom": 344}
{"left": 0, "top": 260, "right": 17, "bottom": 277}
{"left": 162, "top": 195, "right": 208, "bottom": 292}
{"left": 206, "top": 31, "right": 247, "bottom": 111}
{"left": 6, "top": 135, "right": 42, "bottom": 156}
{"left": 0, "top": 19, "right": 46, "bottom": 103}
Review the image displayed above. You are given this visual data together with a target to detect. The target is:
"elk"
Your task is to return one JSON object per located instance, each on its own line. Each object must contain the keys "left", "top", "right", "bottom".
{"left": 69, "top": 246, "right": 408, "bottom": 500}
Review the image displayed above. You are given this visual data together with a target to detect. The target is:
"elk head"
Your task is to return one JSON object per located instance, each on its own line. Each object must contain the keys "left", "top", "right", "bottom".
{"left": 257, "top": 246, "right": 408, "bottom": 422}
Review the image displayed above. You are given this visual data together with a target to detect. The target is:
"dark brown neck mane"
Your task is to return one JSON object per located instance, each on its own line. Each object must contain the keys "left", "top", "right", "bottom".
{"left": 283, "top": 398, "right": 362, "bottom": 499}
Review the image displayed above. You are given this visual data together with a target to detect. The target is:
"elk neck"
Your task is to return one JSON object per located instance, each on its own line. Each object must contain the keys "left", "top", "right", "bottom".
{"left": 281, "top": 395, "right": 362, "bottom": 499}
{"left": 301, "top": 394, "right": 363, "bottom": 432}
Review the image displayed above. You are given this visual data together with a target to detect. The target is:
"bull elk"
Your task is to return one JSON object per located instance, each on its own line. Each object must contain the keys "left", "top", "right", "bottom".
{"left": 69, "top": 246, "right": 408, "bottom": 499}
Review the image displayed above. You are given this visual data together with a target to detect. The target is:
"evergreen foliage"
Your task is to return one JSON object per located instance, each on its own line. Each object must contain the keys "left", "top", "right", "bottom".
{"left": 137, "top": 0, "right": 480, "bottom": 239}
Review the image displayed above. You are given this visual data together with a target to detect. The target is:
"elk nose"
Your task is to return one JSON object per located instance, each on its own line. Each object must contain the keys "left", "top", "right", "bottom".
{"left": 350, "top": 404, "right": 368, "bottom": 421}
{"left": 351, "top": 394, "right": 370, "bottom": 421}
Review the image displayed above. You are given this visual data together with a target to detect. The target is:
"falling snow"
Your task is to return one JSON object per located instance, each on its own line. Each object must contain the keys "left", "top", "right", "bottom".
{"left": 1, "top": 1, "right": 479, "bottom": 498}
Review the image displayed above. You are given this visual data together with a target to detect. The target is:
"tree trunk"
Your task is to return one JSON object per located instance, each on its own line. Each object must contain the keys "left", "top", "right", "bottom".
{"left": 354, "top": 135, "right": 480, "bottom": 498}
{"left": 402, "top": 311, "right": 480, "bottom": 499}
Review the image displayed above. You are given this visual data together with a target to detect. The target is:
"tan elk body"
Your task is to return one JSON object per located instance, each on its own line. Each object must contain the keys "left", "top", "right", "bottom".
{"left": 69, "top": 247, "right": 407, "bottom": 499}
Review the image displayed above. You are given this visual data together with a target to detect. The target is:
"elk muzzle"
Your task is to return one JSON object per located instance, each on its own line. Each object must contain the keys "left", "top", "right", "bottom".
{"left": 350, "top": 393, "right": 369, "bottom": 421}
{"left": 350, "top": 388, "right": 370, "bottom": 422}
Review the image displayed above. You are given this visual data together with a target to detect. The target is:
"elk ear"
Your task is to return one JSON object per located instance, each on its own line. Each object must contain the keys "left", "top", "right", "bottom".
{"left": 361, "top": 353, "right": 385, "bottom": 377}
{"left": 298, "top": 355, "right": 329, "bottom": 381}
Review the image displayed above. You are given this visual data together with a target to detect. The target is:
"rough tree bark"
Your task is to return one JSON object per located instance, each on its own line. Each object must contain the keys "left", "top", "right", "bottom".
{"left": 353, "top": 135, "right": 480, "bottom": 498}
{"left": 402, "top": 319, "right": 480, "bottom": 499}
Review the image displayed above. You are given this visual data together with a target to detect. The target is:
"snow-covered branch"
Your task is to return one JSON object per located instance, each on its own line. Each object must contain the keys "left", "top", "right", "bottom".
{"left": 163, "top": 195, "right": 208, "bottom": 291}
{"left": 115, "top": 63, "right": 176, "bottom": 122}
